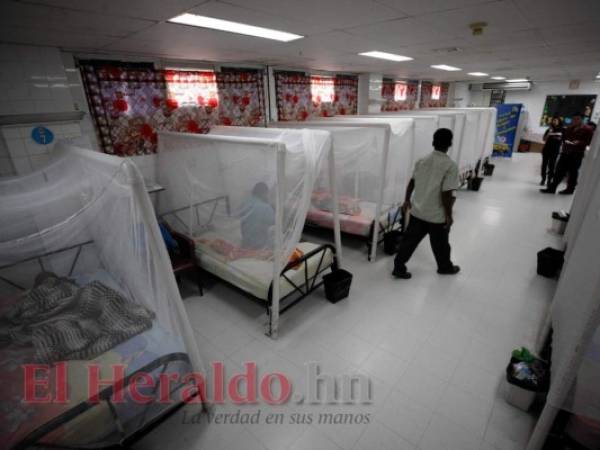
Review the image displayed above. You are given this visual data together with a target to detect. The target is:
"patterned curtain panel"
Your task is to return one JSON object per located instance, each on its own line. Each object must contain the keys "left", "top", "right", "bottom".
{"left": 275, "top": 71, "right": 358, "bottom": 121}
{"left": 216, "top": 70, "right": 266, "bottom": 127}
{"left": 81, "top": 62, "right": 167, "bottom": 155}
{"left": 81, "top": 61, "right": 266, "bottom": 155}
{"left": 420, "top": 81, "right": 449, "bottom": 108}
{"left": 333, "top": 75, "right": 358, "bottom": 116}
{"left": 381, "top": 79, "right": 418, "bottom": 111}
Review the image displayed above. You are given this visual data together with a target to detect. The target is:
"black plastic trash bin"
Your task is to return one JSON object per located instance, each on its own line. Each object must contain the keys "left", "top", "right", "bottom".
{"left": 383, "top": 230, "right": 402, "bottom": 255}
{"left": 323, "top": 269, "right": 353, "bottom": 303}
{"left": 483, "top": 163, "right": 495, "bottom": 176}
{"left": 505, "top": 356, "right": 549, "bottom": 411}
{"left": 537, "top": 247, "right": 564, "bottom": 278}
{"left": 469, "top": 176, "right": 484, "bottom": 191}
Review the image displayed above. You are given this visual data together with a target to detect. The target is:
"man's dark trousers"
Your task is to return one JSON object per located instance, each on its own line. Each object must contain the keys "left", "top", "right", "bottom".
{"left": 394, "top": 214, "right": 453, "bottom": 273}
{"left": 549, "top": 152, "right": 584, "bottom": 192}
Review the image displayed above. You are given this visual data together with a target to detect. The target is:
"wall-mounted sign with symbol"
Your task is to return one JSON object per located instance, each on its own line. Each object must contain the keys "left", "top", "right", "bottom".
{"left": 31, "top": 126, "right": 54, "bottom": 145}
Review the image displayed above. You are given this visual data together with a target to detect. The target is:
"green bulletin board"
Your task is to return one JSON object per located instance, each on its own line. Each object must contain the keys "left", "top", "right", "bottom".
{"left": 540, "top": 95, "right": 596, "bottom": 126}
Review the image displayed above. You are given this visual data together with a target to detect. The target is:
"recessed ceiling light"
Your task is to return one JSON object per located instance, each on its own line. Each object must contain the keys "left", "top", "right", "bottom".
{"left": 359, "top": 51, "right": 413, "bottom": 62}
{"left": 168, "top": 13, "right": 303, "bottom": 42}
{"left": 506, "top": 78, "right": 529, "bottom": 82}
{"left": 491, "top": 76, "right": 506, "bottom": 80}
{"left": 596, "top": 74, "right": 600, "bottom": 79}
{"left": 431, "top": 64, "right": 462, "bottom": 71}
{"left": 468, "top": 72, "right": 489, "bottom": 77}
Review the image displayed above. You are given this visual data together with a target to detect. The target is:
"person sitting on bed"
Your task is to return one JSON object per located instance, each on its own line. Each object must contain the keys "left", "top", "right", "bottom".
{"left": 240, "top": 182, "right": 275, "bottom": 250}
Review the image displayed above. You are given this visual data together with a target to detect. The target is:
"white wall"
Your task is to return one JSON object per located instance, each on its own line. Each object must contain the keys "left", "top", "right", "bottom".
{"left": 504, "top": 80, "right": 600, "bottom": 137}
{"left": 451, "top": 82, "right": 470, "bottom": 107}
{"left": 0, "top": 44, "right": 99, "bottom": 177}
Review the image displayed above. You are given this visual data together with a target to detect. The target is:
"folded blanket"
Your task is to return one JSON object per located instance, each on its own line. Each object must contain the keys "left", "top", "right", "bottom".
{"left": 0, "top": 272, "right": 155, "bottom": 363}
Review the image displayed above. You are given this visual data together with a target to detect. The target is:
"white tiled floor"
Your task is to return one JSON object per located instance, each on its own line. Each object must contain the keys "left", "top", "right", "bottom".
{"left": 136, "top": 153, "right": 572, "bottom": 450}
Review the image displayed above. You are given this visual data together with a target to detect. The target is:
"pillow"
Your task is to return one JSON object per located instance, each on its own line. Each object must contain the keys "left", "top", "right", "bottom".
{"left": 159, "top": 223, "right": 179, "bottom": 251}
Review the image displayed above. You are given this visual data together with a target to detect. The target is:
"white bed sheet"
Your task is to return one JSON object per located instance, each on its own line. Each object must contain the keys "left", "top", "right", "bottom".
{"left": 194, "top": 233, "right": 334, "bottom": 301}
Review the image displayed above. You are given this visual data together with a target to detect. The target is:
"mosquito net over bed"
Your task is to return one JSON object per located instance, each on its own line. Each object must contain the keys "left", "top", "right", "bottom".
{"left": 336, "top": 114, "right": 437, "bottom": 163}
{"left": 372, "top": 111, "right": 472, "bottom": 177}
{"left": 269, "top": 119, "right": 414, "bottom": 260}
{"left": 0, "top": 145, "right": 204, "bottom": 449}
{"left": 423, "top": 107, "right": 497, "bottom": 169}
{"left": 155, "top": 127, "right": 338, "bottom": 337}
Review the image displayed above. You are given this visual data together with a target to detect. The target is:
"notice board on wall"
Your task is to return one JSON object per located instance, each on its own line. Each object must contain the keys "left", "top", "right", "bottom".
{"left": 493, "top": 103, "right": 522, "bottom": 157}
{"left": 540, "top": 95, "right": 596, "bottom": 126}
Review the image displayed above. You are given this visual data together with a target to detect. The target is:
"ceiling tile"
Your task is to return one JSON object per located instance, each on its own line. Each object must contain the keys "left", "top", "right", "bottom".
{"left": 0, "top": 25, "right": 119, "bottom": 50}
{"left": 538, "top": 21, "right": 600, "bottom": 45}
{"left": 16, "top": 0, "right": 209, "bottom": 21}
{"left": 415, "top": 1, "right": 531, "bottom": 40}
{"left": 0, "top": 1, "right": 153, "bottom": 38}
{"left": 375, "top": 0, "right": 502, "bottom": 16}
{"left": 224, "top": 0, "right": 405, "bottom": 29}
{"left": 187, "top": 1, "right": 323, "bottom": 36}
{"left": 512, "top": 0, "right": 600, "bottom": 28}
{"left": 345, "top": 17, "right": 455, "bottom": 47}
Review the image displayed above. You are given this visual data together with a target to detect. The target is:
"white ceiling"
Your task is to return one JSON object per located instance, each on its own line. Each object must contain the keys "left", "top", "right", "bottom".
{"left": 1, "top": 0, "right": 600, "bottom": 82}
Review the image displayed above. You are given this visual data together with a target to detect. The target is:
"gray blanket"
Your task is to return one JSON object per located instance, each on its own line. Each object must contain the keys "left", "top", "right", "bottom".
{"left": 0, "top": 272, "right": 155, "bottom": 363}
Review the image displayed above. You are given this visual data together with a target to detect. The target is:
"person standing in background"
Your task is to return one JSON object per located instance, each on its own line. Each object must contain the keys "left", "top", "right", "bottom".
{"left": 540, "top": 117, "right": 564, "bottom": 186}
{"left": 541, "top": 113, "right": 594, "bottom": 195}
{"left": 393, "top": 128, "right": 460, "bottom": 279}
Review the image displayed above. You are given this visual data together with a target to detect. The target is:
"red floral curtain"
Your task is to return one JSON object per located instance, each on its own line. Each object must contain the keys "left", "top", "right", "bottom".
{"left": 334, "top": 75, "right": 359, "bottom": 116}
{"left": 275, "top": 71, "right": 358, "bottom": 121}
{"left": 216, "top": 70, "right": 266, "bottom": 127}
{"left": 81, "top": 61, "right": 266, "bottom": 155}
{"left": 420, "top": 81, "right": 449, "bottom": 108}
{"left": 381, "top": 79, "right": 418, "bottom": 111}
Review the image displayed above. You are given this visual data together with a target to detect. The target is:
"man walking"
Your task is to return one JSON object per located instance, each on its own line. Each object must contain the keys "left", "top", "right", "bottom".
{"left": 541, "top": 113, "right": 594, "bottom": 195}
{"left": 393, "top": 128, "right": 460, "bottom": 279}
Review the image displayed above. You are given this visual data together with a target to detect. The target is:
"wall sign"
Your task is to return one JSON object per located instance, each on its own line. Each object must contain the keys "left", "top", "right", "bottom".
{"left": 493, "top": 103, "right": 522, "bottom": 157}
{"left": 31, "top": 126, "right": 54, "bottom": 145}
{"left": 540, "top": 95, "right": 596, "bottom": 126}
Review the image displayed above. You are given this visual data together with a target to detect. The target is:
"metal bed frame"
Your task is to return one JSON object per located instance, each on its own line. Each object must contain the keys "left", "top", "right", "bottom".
{"left": 305, "top": 204, "right": 404, "bottom": 262}
{"left": 160, "top": 199, "right": 339, "bottom": 338}
{"left": 1, "top": 242, "right": 201, "bottom": 450}
{"left": 15, "top": 353, "right": 196, "bottom": 450}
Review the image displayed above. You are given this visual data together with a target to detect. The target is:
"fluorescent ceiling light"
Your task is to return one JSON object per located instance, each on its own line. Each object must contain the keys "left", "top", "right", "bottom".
{"left": 468, "top": 72, "right": 489, "bottom": 76}
{"left": 491, "top": 76, "right": 506, "bottom": 80}
{"left": 168, "top": 13, "right": 303, "bottom": 42}
{"left": 506, "top": 78, "right": 529, "bottom": 82}
{"left": 431, "top": 64, "right": 462, "bottom": 71}
{"left": 359, "top": 51, "right": 413, "bottom": 62}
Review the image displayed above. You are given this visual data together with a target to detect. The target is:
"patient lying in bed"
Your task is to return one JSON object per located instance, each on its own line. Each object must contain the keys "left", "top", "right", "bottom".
{"left": 240, "top": 182, "right": 275, "bottom": 250}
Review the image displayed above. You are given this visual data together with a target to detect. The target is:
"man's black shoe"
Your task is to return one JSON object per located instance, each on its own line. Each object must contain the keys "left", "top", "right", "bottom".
{"left": 540, "top": 188, "right": 555, "bottom": 194}
{"left": 437, "top": 265, "right": 460, "bottom": 275}
{"left": 559, "top": 189, "right": 574, "bottom": 195}
{"left": 392, "top": 270, "right": 412, "bottom": 279}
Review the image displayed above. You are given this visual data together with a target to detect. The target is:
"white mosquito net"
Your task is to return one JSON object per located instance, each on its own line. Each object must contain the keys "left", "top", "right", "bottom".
{"left": 0, "top": 145, "right": 204, "bottom": 449}
{"left": 366, "top": 113, "right": 449, "bottom": 161}
{"left": 424, "top": 107, "right": 497, "bottom": 166}
{"left": 319, "top": 116, "right": 415, "bottom": 173}
{"left": 155, "top": 127, "right": 332, "bottom": 287}
{"left": 372, "top": 111, "right": 470, "bottom": 175}
{"left": 269, "top": 120, "right": 413, "bottom": 236}
{"left": 544, "top": 131, "right": 600, "bottom": 422}
{"left": 547, "top": 187, "right": 600, "bottom": 422}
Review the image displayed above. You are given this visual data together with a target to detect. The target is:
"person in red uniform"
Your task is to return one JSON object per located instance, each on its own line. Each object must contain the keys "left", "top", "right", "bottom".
{"left": 541, "top": 113, "right": 594, "bottom": 195}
